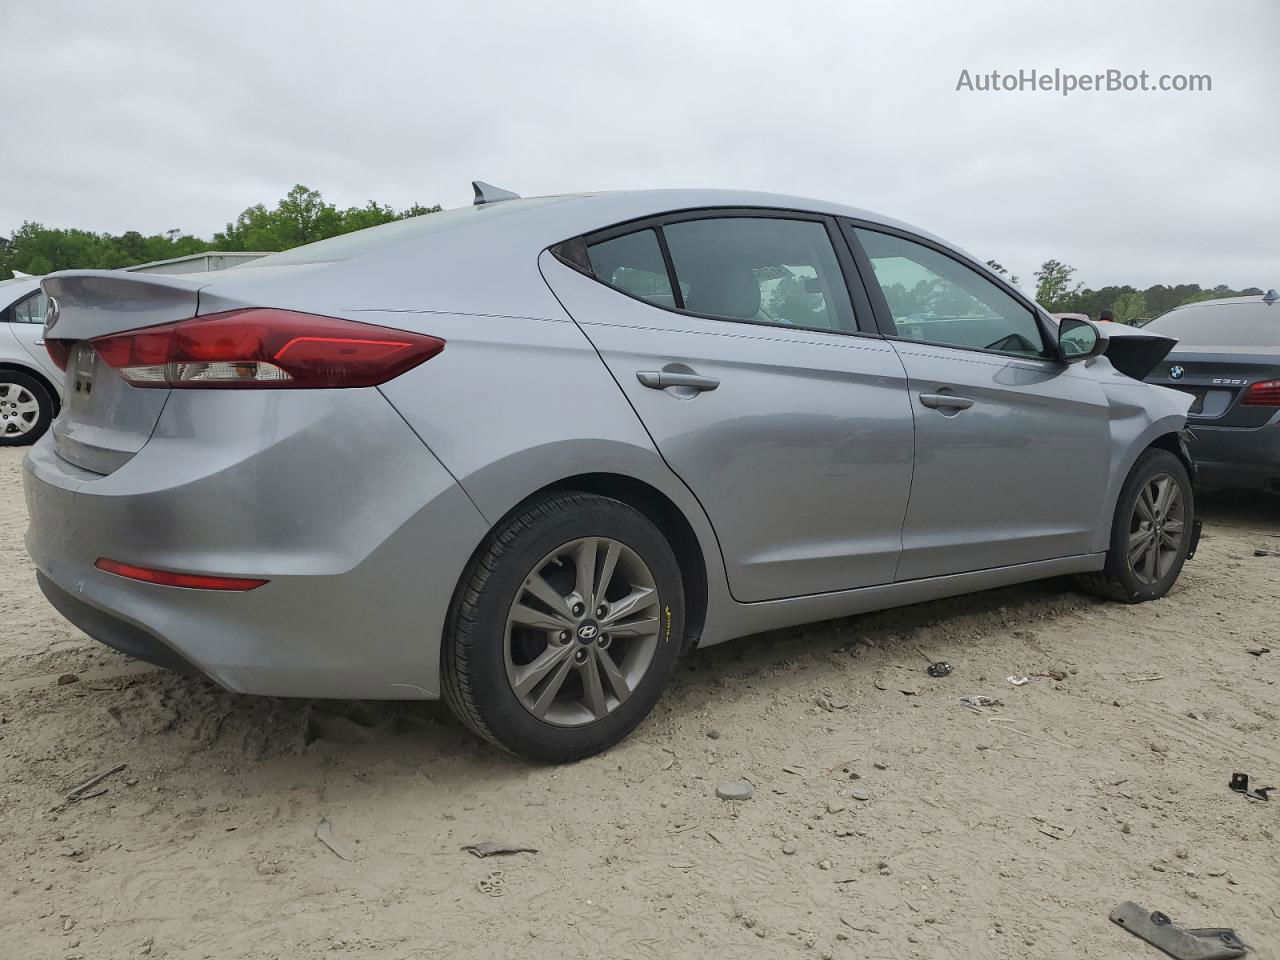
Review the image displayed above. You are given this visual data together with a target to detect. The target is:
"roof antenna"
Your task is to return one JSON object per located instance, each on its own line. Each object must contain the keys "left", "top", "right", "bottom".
{"left": 472, "top": 181, "right": 521, "bottom": 205}
{"left": 1263, "top": 288, "right": 1279, "bottom": 304}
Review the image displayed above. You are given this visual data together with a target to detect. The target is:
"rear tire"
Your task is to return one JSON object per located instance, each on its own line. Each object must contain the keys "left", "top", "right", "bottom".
{"left": 1077, "top": 448, "right": 1194, "bottom": 603}
{"left": 442, "top": 492, "right": 684, "bottom": 762}
{"left": 0, "top": 371, "right": 54, "bottom": 446}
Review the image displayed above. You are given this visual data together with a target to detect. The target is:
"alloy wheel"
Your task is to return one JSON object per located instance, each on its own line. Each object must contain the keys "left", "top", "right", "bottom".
{"left": 504, "top": 536, "right": 661, "bottom": 727}
{"left": 1126, "top": 473, "right": 1186, "bottom": 585}
{"left": 0, "top": 382, "right": 40, "bottom": 438}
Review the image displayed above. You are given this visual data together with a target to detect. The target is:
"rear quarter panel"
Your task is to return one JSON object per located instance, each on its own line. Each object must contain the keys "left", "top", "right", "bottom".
{"left": 372, "top": 310, "right": 731, "bottom": 601}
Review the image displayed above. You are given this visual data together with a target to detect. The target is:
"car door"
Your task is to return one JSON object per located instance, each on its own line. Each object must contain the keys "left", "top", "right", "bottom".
{"left": 844, "top": 223, "right": 1111, "bottom": 581}
{"left": 6, "top": 289, "right": 63, "bottom": 384}
{"left": 539, "top": 211, "right": 915, "bottom": 602}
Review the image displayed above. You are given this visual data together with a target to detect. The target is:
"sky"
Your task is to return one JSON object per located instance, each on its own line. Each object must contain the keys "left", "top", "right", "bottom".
{"left": 3, "top": 0, "right": 1277, "bottom": 291}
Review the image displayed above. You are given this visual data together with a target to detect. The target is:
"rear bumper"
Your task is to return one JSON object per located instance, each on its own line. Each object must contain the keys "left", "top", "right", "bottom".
{"left": 1188, "top": 415, "right": 1280, "bottom": 492}
{"left": 23, "top": 389, "right": 489, "bottom": 698}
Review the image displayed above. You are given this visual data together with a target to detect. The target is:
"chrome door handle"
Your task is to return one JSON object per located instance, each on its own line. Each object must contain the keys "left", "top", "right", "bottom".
{"left": 637, "top": 371, "right": 720, "bottom": 392}
{"left": 919, "top": 392, "right": 974, "bottom": 411}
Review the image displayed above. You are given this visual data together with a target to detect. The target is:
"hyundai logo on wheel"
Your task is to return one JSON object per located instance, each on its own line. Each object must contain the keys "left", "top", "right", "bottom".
{"left": 576, "top": 623, "right": 599, "bottom": 641}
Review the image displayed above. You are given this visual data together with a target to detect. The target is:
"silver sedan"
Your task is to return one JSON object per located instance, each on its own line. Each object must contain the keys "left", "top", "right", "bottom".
{"left": 24, "top": 186, "right": 1197, "bottom": 760}
{"left": 1, "top": 275, "right": 63, "bottom": 445}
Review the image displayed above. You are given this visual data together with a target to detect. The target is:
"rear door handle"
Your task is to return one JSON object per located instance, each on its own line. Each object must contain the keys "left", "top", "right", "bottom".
{"left": 919, "top": 392, "right": 975, "bottom": 411}
{"left": 637, "top": 371, "right": 720, "bottom": 392}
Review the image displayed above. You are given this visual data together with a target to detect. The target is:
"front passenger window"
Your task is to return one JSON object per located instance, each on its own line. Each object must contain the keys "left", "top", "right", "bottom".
{"left": 854, "top": 228, "right": 1048, "bottom": 359}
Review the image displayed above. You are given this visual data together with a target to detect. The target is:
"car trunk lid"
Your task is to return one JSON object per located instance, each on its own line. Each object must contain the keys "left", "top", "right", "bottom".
{"left": 1146, "top": 346, "right": 1280, "bottom": 426}
{"left": 43, "top": 271, "right": 208, "bottom": 475}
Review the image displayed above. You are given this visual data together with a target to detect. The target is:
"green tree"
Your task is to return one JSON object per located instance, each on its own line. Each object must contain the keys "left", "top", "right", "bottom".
{"left": 0, "top": 185, "right": 441, "bottom": 278}
{"left": 1110, "top": 291, "right": 1148, "bottom": 324}
{"left": 214, "top": 185, "right": 441, "bottom": 252}
{"left": 1033, "top": 259, "right": 1083, "bottom": 312}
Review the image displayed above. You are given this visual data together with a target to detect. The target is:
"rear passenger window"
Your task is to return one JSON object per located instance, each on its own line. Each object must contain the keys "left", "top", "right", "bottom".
{"left": 11, "top": 291, "right": 47, "bottom": 324}
{"left": 664, "top": 218, "right": 854, "bottom": 332}
{"left": 587, "top": 229, "right": 676, "bottom": 308}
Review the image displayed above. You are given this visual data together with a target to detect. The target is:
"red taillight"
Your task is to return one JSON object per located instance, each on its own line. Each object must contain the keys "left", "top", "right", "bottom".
{"left": 89, "top": 309, "right": 445, "bottom": 389}
{"left": 1242, "top": 380, "right": 1280, "bottom": 406}
{"left": 95, "top": 558, "right": 268, "bottom": 591}
{"left": 46, "top": 340, "right": 71, "bottom": 371}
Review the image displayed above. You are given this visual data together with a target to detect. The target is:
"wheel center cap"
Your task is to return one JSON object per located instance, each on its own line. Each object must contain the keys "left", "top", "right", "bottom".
{"left": 576, "top": 620, "right": 600, "bottom": 644}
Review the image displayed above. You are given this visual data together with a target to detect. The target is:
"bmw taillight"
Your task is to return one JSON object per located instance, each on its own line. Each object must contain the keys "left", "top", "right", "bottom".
{"left": 89, "top": 309, "right": 444, "bottom": 389}
{"left": 1242, "top": 380, "right": 1280, "bottom": 406}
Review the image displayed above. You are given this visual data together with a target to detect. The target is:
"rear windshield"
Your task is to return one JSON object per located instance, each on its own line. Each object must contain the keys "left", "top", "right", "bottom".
{"left": 1145, "top": 301, "right": 1278, "bottom": 347}
{"left": 241, "top": 196, "right": 569, "bottom": 267}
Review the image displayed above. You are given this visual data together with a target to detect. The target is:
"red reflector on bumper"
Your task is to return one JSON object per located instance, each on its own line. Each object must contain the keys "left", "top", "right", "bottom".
{"left": 95, "top": 558, "right": 268, "bottom": 591}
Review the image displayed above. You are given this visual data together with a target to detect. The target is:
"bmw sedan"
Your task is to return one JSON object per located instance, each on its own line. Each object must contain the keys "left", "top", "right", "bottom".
{"left": 1143, "top": 291, "right": 1280, "bottom": 493}
{"left": 24, "top": 187, "right": 1198, "bottom": 761}
{"left": 1, "top": 275, "right": 63, "bottom": 445}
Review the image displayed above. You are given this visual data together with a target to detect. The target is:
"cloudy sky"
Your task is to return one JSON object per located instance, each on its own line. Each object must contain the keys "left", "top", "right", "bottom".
{"left": 4, "top": 0, "right": 1277, "bottom": 290}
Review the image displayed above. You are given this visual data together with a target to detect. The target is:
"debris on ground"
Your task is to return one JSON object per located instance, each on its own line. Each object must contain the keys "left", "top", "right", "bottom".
{"left": 1007, "top": 675, "right": 1031, "bottom": 686}
{"left": 315, "top": 817, "right": 359, "bottom": 861}
{"left": 958, "top": 695, "right": 1002, "bottom": 709}
{"left": 1245, "top": 647, "right": 1270, "bottom": 657}
{"left": 1253, "top": 548, "right": 1270, "bottom": 557}
{"left": 461, "top": 841, "right": 539, "bottom": 858}
{"left": 1228, "top": 773, "right": 1272, "bottom": 802}
{"left": 926, "top": 661, "right": 952, "bottom": 678}
{"left": 65, "top": 763, "right": 127, "bottom": 802}
{"left": 716, "top": 780, "right": 754, "bottom": 801}
{"left": 1127, "top": 674, "right": 1165, "bottom": 683}
{"left": 476, "top": 870, "right": 506, "bottom": 897}
{"left": 814, "top": 692, "right": 849, "bottom": 711}
{"left": 56, "top": 674, "right": 79, "bottom": 686}
{"left": 1110, "top": 900, "right": 1248, "bottom": 959}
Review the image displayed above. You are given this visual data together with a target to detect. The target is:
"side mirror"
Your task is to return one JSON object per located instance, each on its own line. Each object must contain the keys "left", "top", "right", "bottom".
{"left": 1057, "top": 316, "right": 1108, "bottom": 364}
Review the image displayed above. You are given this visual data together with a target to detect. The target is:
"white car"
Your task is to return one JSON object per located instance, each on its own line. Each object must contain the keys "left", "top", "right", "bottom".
{"left": 0, "top": 275, "right": 63, "bottom": 445}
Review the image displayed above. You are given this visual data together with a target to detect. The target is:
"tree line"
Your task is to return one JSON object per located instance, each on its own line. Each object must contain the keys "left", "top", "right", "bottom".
{"left": 1016, "top": 259, "right": 1261, "bottom": 323}
{"left": 0, "top": 187, "right": 1262, "bottom": 324}
{"left": 0, "top": 185, "right": 440, "bottom": 279}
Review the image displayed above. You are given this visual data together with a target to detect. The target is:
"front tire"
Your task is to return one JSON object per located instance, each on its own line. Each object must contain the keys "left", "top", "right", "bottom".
{"left": 0, "top": 371, "right": 54, "bottom": 446}
{"left": 1077, "top": 448, "right": 1194, "bottom": 603}
{"left": 442, "top": 492, "right": 685, "bottom": 762}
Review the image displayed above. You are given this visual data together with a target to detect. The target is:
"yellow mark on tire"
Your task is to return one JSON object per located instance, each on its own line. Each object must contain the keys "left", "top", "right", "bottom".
{"left": 664, "top": 605, "right": 672, "bottom": 643}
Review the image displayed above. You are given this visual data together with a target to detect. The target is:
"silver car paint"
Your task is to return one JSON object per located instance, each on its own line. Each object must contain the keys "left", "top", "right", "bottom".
{"left": 888, "top": 341, "right": 1112, "bottom": 579}
{"left": 538, "top": 250, "right": 916, "bottom": 601}
{"left": 1, "top": 276, "right": 64, "bottom": 399}
{"left": 24, "top": 189, "right": 1191, "bottom": 699}
{"left": 25, "top": 388, "right": 488, "bottom": 698}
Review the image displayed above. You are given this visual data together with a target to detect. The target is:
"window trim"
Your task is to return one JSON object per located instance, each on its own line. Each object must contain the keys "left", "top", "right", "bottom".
{"left": 557, "top": 206, "right": 882, "bottom": 340}
{"left": 839, "top": 218, "right": 1064, "bottom": 365}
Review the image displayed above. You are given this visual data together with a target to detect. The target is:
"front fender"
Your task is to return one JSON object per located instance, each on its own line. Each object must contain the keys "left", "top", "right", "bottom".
{"left": 1091, "top": 379, "right": 1194, "bottom": 554}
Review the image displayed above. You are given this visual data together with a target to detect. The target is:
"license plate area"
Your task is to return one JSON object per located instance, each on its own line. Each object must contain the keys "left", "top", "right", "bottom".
{"left": 68, "top": 344, "right": 98, "bottom": 411}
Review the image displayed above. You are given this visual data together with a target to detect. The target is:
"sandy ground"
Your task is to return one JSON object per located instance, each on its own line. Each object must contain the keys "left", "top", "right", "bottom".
{"left": 1, "top": 445, "right": 1278, "bottom": 960}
